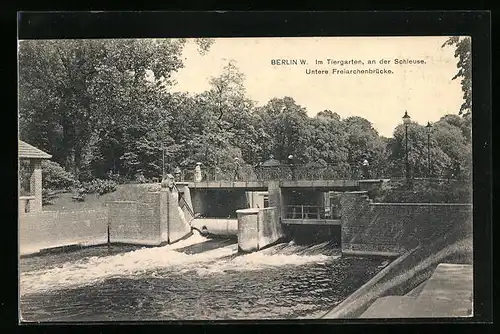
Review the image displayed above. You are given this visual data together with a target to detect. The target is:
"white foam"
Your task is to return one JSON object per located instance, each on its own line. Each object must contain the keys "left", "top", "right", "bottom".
{"left": 20, "top": 231, "right": 212, "bottom": 295}
{"left": 185, "top": 252, "right": 340, "bottom": 277}
{"left": 20, "top": 233, "right": 340, "bottom": 295}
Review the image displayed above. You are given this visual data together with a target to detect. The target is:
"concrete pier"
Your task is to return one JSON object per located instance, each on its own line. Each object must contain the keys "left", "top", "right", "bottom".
{"left": 236, "top": 207, "right": 284, "bottom": 252}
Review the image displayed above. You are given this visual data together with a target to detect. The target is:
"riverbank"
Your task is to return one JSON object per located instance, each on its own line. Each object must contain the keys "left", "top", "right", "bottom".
{"left": 321, "top": 234, "right": 472, "bottom": 318}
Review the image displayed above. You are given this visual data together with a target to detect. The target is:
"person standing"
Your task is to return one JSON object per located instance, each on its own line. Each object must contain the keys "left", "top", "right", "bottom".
{"left": 233, "top": 157, "right": 241, "bottom": 181}
{"left": 362, "top": 157, "right": 370, "bottom": 179}
{"left": 194, "top": 162, "right": 202, "bottom": 182}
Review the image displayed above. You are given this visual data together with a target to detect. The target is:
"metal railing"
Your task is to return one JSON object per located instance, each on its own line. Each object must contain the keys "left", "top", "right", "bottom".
{"left": 180, "top": 164, "right": 377, "bottom": 182}
{"left": 174, "top": 163, "right": 464, "bottom": 183}
{"left": 283, "top": 205, "right": 341, "bottom": 220}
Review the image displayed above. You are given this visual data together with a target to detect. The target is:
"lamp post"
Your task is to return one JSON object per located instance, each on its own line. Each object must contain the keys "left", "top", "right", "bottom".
{"left": 288, "top": 154, "right": 295, "bottom": 180}
{"left": 426, "top": 122, "right": 432, "bottom": 178}
{"left": 402, "top": 111, "right": 411, "bottom": 188}
{"left": 161, "top": 143, "right": 165, "bottom": 180}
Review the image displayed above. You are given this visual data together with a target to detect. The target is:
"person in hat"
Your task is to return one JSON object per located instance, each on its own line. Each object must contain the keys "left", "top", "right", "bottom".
{"left": 361, "top": 157, "right": 370, "bottom": 179}
{"left": 173, "top": 166, "right": 182, "bottom": 182}
{"left": 194, "top": 162, "right": 202, "bottom": 182}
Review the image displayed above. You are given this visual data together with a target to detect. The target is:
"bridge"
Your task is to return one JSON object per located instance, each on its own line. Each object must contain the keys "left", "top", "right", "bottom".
{"left": 172, "top": 162, "right": 462, "bottom": 250}
{"left": 179, "top": 163, "right": 398, "bottom": 191}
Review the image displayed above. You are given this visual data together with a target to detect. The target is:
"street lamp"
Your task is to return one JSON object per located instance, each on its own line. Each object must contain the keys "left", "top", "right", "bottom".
{"left": 402, "top": 111, "right": 411, "bottom": 188}
{"left": 426, "top": 122, "right": 433, "bottom": 178}
{"left": 288, "top": 154, "right": 295, "bottom": 180}
{"left": 161, "top": 143, "right": 165, "bottom": 179}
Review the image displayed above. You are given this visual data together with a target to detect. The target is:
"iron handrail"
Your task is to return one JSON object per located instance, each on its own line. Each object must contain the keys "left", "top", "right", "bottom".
{"left": 283, "top": 205, "right": 341, "bottom": 220}
{"left": 176, "top": 164, "right": 463, "bottom": 182}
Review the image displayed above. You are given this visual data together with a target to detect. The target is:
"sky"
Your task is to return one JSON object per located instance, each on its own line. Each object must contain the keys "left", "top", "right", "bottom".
{"left": 170, "top": 37, "right": 464, "bottom": 138}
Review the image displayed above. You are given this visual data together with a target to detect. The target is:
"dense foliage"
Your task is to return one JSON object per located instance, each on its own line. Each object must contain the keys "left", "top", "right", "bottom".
{"left": 19, "top": 39, "right": 472, "bottom": 187}
{"left": 41, "top": 160, "right": 79, "bottom": 190}
{"left": 442, "top": 36, "right": 472, "bottom": 116}
{"left": 370, "top": 179, "right": 472, "bottom": 203}
{"left": 81, "top": 179, "right": 118, "bottom": 195}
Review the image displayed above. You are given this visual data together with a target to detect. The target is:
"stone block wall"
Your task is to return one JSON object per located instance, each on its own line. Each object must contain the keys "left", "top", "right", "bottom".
{"left": 340, "top": 191, "right": 473, "bottom": 254}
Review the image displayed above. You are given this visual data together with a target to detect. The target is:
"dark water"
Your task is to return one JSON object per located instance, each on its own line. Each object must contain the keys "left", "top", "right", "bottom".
{"left": 20, "top": 233, "right": 388, "bottom": 321}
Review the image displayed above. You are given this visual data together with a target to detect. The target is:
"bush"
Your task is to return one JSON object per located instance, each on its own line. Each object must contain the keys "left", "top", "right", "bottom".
{"left": 374, "top": 179, "right": 471, "bottom": 203}
{"left": 42, "top": 188, "right": 57, "bottom": 205}
{"left": 82, "top": 179, "right": 117, "bottom": 195}
{"left": 42, "top": 160, "right": 79, "bottom": 191}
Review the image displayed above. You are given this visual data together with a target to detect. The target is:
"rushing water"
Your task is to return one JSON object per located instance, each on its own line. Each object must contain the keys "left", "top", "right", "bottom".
{"left": 19, "top": 232, "right": 388, "bottom": 321}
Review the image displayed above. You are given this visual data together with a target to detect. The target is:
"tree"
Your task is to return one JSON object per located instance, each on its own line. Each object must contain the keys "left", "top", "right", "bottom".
{"left": 442, "top": 36, "right": 471, "bottom": 116}
{"left": 342, "top": 116, "right": 386, "bottom": 175}
{"left": 255, "top": 97, "right": 313, "bottom": 163}
{"left": 18, "top": 38, "right": 212, "bottom": 181}
{"left": 307, "top": 110, "right": 348, "bottom": 165}
{"left": 389, "top": 115, "right": 472, "bottom": 179}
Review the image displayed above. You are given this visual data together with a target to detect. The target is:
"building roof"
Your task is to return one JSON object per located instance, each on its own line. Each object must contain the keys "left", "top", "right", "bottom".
{"left": 261, "top": 158, "right": 281, "bottom": 167}
{"left": 18, "top": 140, "right": 52, "bottom": 159}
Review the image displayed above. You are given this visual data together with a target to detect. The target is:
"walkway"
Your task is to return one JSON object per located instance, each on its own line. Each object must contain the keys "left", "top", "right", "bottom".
{"left": 360, "top": 263, "right": 473, "bottom": 318}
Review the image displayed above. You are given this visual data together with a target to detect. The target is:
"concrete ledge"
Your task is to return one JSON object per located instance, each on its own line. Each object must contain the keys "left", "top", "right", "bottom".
{"left": 282, "top": 219, "right": 341, "bottom": 226}
{"left": 369, "top": 202, "right": 473, "bottom": 207}
{"left": 19, "top": 195, "right": 36, "bottom": 200}
{"left": 19, "top": 236, "right": 180, "bottom": 258}
{"left": 236, "top": 208, "right": 260, "bottom": 214}
{"left": 342, "top": 250, "right": 400, "bottom": 258}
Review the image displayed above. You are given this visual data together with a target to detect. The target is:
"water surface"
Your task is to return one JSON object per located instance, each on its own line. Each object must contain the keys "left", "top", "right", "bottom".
{"left": 20, "top": 233, "right": 387, "bottom": 321}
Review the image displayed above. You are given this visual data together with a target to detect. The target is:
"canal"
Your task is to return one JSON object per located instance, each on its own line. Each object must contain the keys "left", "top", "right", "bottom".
{"left": 19, "top": 232, "right": 389, "bottom": 321}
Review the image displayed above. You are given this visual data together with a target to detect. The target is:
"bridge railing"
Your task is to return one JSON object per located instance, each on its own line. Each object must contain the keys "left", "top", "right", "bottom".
{"left": 181, "top": 164, "right": 371, "bottom": 182}
{"left": 176, "top": 164, "right": 463, "bottom": 182}
{"left": 283, "top": 205, "right": 341, "bottom": 220}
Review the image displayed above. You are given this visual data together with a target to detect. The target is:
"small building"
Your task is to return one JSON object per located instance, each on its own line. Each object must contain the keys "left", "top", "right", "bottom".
{"left": 18, "top": 140, "right": 52, "bottom": 213}
{"left": 260, "top": 154, "right": 281, "bottom": 167}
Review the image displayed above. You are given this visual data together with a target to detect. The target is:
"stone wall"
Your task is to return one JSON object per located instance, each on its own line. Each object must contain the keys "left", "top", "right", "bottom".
{"left": 19, "top": 208, "right": 108, "bottom": 255}
{"left": 340, "top": 191, "right": 473, "bottom": 254}
{"left": 257, "top": 207, "right": 284, "bottom": 248}
{"left": 20, "top": 185, "right": 194, "bottom": 255}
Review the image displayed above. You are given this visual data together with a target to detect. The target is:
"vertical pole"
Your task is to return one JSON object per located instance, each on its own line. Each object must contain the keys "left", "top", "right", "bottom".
{"left": 301, "top": 205, "right": 304, "bottom": 220}
{"left": 405, "top": 124, "right": 410, "bottom": 188}
{"left": 107, "top": 219, "right": 110, "bottom": 251}
{"left": 427, "top": 132, "right": 431, "bottom": 178}
{"left": 162, "top": 144, "right": 165, "bottom": 179}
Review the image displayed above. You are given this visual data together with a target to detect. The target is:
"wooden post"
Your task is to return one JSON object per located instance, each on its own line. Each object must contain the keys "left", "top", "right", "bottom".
{"left": 107, "top": 219, "right": 111, "bottom": 251}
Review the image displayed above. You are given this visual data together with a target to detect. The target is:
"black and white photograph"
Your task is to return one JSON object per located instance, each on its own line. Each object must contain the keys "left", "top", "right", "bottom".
{"left": 18, "top": 26, "right": 476, "bottom": 321}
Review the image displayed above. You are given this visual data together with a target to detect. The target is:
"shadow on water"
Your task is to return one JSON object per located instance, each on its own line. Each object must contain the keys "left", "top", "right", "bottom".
{"left": 284, "top": 224, "right": 342, "bottom": 248}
